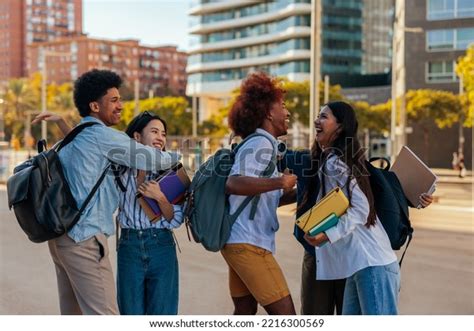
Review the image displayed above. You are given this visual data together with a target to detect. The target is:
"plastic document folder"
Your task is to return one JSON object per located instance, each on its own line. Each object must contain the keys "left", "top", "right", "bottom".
{"left": 390, "top": 146, "right": 437, "bottom": 208}
{"left": 295, "top": 187, "right": 349, "bottom": 233}
{"left": 138, "top": 164, "right": 190, "bottom": 222}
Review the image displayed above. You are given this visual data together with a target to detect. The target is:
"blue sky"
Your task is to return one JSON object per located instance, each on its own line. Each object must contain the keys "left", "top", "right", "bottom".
{"left": 83, "top": 0, "right": 190, "bottom": 51}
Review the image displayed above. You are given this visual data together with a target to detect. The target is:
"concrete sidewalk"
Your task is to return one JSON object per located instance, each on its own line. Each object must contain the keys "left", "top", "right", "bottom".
{"left": 432, "top": 168, "right": 473, "bottom": 184}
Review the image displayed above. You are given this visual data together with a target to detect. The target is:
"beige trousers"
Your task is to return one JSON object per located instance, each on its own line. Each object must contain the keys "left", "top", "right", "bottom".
{"left": 48, "top": 233, "right": 119, "bottom": 315}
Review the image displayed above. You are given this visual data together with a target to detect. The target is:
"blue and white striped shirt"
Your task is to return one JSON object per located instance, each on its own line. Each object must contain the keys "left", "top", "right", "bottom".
{"left": 117, "top": 168, "right": 183, "bottom": 230}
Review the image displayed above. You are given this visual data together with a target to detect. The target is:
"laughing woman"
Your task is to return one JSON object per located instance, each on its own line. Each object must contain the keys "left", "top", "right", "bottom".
{"left": 302, "top": 101, "right": 404, "bottom": 315}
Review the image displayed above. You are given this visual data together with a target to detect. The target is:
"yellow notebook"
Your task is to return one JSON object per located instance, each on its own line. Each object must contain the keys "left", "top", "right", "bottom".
{"left": 295, "top": 187, "right": 349, "bottom": 233}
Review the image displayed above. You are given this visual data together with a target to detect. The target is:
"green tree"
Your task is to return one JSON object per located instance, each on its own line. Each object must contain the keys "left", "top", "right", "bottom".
{"left": 195, "top": 79, "right": 348, "bottom": 139}
{"left": 352, "top": 100, "right": 391, "bottom": 135}
{"left": 120, "top": 96, "right": 191, "bottom": 135}
{"left": 405, "top": 89, "right": 462, "bottom": 159}
{"left": 2, "top": 75, "right": 39, "bottom": 145}
{"left": 198, "top": 105, "right": 230, "bottom": 138}
{"left": 456, "top": 45, "right": 474, "bottom": 127}
{"left": 46, "top": 82, "right": 79, "bottom": 142}
{"left": 280, "top": 79, "right": 345, "bottom": 126}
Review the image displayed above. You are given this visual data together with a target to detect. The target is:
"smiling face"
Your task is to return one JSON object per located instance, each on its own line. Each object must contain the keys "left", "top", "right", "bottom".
{"left": 269, "top": 99, "right": 290, "bottom": 137}
{"left": 315, "top": 105, "right": 340, "bottom": 148}
{"left": 133, "top": 119, "right": 167, "bottom": 150}
{"left": 89, "top": 87, "right": 123, "bottom": 126}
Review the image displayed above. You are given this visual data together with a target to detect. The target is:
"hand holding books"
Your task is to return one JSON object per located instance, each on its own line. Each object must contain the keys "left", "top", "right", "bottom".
{"left": 137, "top": 181, "right": 175, "bottom": 221}
{"left": 137, "top": 164, "right": 191, "bottom": 223}
{"left": 296, "top": 187, "right": 349, "bottom": 247}
{"left": 295, "top": 187, "right": 349, "bottom": 233}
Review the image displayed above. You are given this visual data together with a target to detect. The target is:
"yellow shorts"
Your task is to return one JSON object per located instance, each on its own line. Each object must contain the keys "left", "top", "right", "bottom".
{"left": 221, "top": 243, "right": 291, "bottom": 306}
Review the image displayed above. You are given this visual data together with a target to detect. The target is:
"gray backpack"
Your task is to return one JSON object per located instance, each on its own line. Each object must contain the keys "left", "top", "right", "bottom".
{"left": 184, "top": 132, "right": 277, "bottom": 252}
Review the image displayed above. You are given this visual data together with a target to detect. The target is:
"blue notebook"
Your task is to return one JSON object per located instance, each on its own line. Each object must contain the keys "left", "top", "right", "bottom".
{"left": 308, "top": 213, "right": 339, "bottom": 237}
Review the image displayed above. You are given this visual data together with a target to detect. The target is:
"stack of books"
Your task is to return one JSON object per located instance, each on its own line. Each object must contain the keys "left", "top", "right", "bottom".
{"left": 295, "top": 187, "right": 349, "bottom": 235}
{"left": 137, "top": 164, "right": 190, "bottom": 222}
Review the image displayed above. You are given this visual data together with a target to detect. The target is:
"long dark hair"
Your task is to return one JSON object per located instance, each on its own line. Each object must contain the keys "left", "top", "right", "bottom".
{"left": 299, "top": 101, "right": 376, "bottom": 227}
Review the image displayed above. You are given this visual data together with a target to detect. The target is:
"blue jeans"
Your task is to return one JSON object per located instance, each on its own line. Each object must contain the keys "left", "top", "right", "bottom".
{"left": 117, "top": 228, "right": 179, "bottom": 315}
{"left": 342, "top": 261, "right": 400, "bottom": 315}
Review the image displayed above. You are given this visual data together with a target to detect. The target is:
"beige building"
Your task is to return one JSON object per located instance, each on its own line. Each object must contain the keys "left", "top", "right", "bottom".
{"left": 0, "top": 0, "right": 83, "bottom": 82}
{"left": 27, "top": 36, "right": 187, "bottom": 96}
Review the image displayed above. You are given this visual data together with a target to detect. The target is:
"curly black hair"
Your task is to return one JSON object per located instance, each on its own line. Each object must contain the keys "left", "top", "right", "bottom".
{"left": 73, "top": 69, "right": 123, "bottom": 117}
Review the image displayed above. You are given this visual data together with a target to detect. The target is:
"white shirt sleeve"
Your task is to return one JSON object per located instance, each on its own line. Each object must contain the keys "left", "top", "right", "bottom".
{"left": 322, "top": 156, "right": 370, "bottom": 244}
{"left": 156, "top": 204, "right": 184, "bottom": 229}
{"left": 230, "top": 137, "right": 275, "bottom": 178}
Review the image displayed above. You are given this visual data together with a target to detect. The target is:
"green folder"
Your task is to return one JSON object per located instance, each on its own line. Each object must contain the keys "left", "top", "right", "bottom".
{"left": 308, "top": 213, "right": 339, "bottom": 237}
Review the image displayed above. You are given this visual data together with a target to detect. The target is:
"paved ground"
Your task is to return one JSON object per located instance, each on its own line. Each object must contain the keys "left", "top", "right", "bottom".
{"left": 0, "top": 179, "right": 472, "bottom": 315}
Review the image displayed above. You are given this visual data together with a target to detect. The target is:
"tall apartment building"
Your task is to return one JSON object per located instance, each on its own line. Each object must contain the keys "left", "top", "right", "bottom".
{"left": 0, "top": 0, "right": 25, "bottom": 81}
{"left": 405, "top": 0, "right": 474, "bottom": 92}
{"left": 187, "top": 0, "right": 395, "bottom": 119}
{"left": 0, "top": 0, "right": 83, "bottom": 82}
{"left": 403, "top": 0, "right": 473, "bottom": 168}
{"left": 187, "top": 0, "right": 312, "bottom": 120}
{"left": 27, "top": 36, "right": 188, "bottom": 96}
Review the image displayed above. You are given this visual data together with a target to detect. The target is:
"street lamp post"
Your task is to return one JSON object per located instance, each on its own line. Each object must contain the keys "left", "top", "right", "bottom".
{"left": 309, "top": 0, "right": 322, "bottom": 147}
{"left": 390, "top": 0, "right": 422, "bottom": 160}
{"left": 40, "top": 47, "right": 72, "bottom": 141}
{"left": 0, "top": 98, "right": 5, "bottom": 142}
{"left": 458, "top": 74, "right": 465, "bottom": 157}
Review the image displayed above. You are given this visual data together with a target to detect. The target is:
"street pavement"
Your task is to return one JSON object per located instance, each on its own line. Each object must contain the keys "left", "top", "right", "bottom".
{"left": 0, "top": 178, "right": 472, "bottom": 315}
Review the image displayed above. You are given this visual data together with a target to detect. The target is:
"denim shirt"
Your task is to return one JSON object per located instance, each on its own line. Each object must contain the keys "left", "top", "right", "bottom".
{"left": 58, "top": 116, "right": 180, "bottom": 243}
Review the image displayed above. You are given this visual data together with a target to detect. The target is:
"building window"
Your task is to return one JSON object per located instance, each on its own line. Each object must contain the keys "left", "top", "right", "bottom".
{"left": 427, "top": 0, "right": 474, "bottom": 20}
{"left": 426, "top": 60, "right": 457, "bottom": 82}
{"left": 427, "top": 28, "right": 474, "bottom": 51}
{"left": 457, "top": 28, "right": 474, "bottom": 48}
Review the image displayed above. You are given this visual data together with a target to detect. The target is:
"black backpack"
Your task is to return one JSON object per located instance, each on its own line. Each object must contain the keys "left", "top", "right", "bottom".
{"left": 7, "top": 122, "right": 112, "bottom": 243}
{"left": 366, "top": 157, "right": 413, "bottom": 265}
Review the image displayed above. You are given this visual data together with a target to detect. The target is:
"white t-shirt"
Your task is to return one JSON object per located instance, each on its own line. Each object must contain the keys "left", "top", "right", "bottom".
{"left": 315, "top": 154, "right": 397, "bottom": 280}
{"left": 226, "top": 128, "right": 283, "bottom": 254}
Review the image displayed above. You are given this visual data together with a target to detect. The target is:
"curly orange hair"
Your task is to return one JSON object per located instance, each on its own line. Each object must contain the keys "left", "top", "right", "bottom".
{"left": 228, "top": 71, "right": 285, "bottom": 138}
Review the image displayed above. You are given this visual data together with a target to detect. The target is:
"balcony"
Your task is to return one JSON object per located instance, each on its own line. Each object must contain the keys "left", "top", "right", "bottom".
{"left": 188, "top": 26, "right": 311, "bottom": 54}
{"left": 189, "top": 1, "right": 260, "bottom": 16}
{"left": 189, "top": 3, "right": 311, "bottom": 34}
{"left": 186, "top": 49, "right": 311, "bottom": 74}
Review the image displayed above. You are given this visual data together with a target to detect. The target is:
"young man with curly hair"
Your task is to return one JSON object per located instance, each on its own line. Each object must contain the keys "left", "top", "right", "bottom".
{"left": 223, "top": 71, "right": 298, "bottom": 315}
{"left": 34, "top": 69, "right": 179, "bottom": 315}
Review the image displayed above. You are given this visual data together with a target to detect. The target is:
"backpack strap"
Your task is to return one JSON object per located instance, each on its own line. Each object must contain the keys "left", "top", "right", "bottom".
{"left": 248, "top": 149, "right": 277, "bottom": 220}
{"left": 57, "top": 121, "right": 100, "bottom": 151}
{"left": 231, "top": 132, "right": 278, "bottom": 221}
{"left": 73, "top": 163, "right": 111, "bottom": 224}
{"left": 398, "top": 232, "right": 412, "bottom": 267}
{"left": 55, "top": 121, "right": 119, "bottom": 225}
{"left": 111, "top": 164, "right": 127, "bottom": 193}
{"left": 369, "top": 157, "right": 391, "bottom": 171}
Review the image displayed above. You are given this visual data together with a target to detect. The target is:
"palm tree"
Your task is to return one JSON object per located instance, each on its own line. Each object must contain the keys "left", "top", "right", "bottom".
{"left": 3, "top": 78, "right": 39, "bottom": 146}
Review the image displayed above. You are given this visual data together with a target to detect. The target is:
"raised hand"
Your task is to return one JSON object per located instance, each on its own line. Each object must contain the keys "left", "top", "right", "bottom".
{"left": 31, "top": 111, "right": 64, "bottom": 124}
{"left": 32, "top": 111, "right": 72, "bottom": 136}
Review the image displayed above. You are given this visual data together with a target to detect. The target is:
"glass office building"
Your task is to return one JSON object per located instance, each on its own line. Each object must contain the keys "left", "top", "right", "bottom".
{"left": 187, "top": 0, "right": 393, "bottom": 118}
